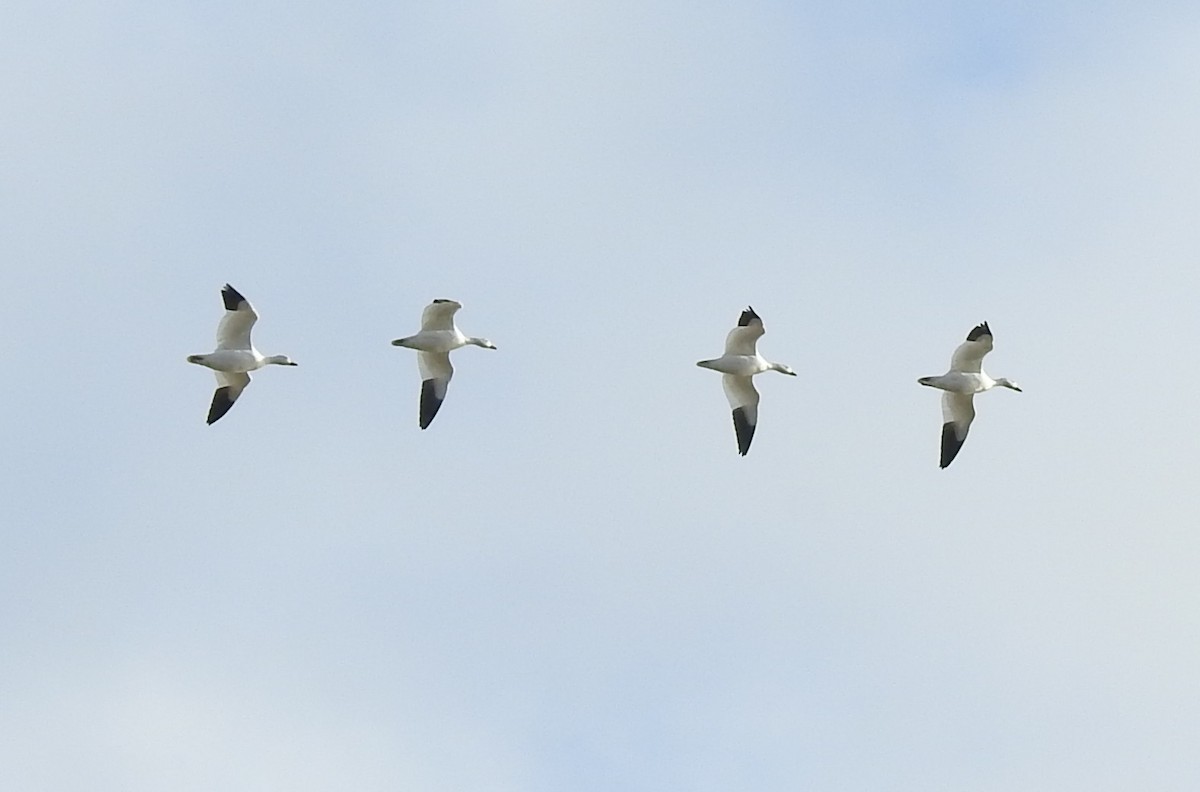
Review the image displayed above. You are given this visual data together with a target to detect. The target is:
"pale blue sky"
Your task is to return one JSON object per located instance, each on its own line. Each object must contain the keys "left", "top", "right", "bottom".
{"left": 4, "top": 1, "right": 1200, "bottom": 789}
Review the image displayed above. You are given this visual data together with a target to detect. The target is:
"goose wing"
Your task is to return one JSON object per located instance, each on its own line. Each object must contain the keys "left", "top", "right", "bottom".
{"left": 215, "top": 284, "right": 258, "bottom": 351}
{"left": 207, "top": 371, "right": 251, "bottom": 425}
{"left": 723, "top": 306, "right": 765, "bottom": 356}
{"left": 939, "top": 392, "right": 975, "bottom": 468}
{"left": 722, "top": 374, "right": 760, "bottom": 456}
{"left": 420, "top": 299, "right": 462, "bottom": 332}
{"left": 417, "top": 351, "right": 454, "bottom": 429}
{"left": 949, "top": 322, "right": 993, "bottom": 373}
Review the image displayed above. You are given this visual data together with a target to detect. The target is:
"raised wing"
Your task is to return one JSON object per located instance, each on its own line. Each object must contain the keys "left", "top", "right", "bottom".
{"left": 722, "top": 374, "right": 760, "bottom": 456}
{"left": 420, "top": 299, "right": 462, "bottom": 332}
{"left": 215, "top": 284, "right": 258, "bottom": 351}
{"left": 723, "top": 306, "right": 765, "bottom": 356}
{"left": 939, "top": 392, "right": 975, "bottom": 468}
{"left": 949, "top": 321, "right": 993, "bottom": 373}
{"left": 417, "top": 351, "right": 454, "bottom": 429}
{"left": 207, "top": 370, "right": 251, "bottom": 425}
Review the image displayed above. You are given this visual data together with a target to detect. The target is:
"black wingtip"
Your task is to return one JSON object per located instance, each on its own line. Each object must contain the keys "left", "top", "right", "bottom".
{"left": 939, "top": 422, "right": 965, "bottom": 468}
{"left": 732, "top": 406, "right": 755, "bottom": 456}
{"left": 206, "top": 386, "right": 237, "bottom": 425}
{"left": 966, "top": 321, "right": 991, "bottom": 342}
{"left": 221, "top": 284, "right": 247, "bottom": 311}
{"left": 737, "top": 306, "right": 761, "bottom": 327}
{"left": 419, "top": 379, "right": 443, "bottom": 429}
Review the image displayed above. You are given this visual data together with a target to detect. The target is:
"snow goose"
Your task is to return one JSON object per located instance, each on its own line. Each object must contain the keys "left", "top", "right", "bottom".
{"left": 391, "top": 299, "right": 496, "bottom": 429}
{"left": 696, "top": 306, "right": 796, "bottom": 456}
{"left": 918, "top": 322, "right": 1022, "bottom": 468}
{"left": 186, "top": 284, "right": 297, "bottom": 425}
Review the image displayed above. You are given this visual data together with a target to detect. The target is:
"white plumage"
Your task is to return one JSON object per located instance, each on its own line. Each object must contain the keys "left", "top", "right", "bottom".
{"left": 696, "top": 306, "right": 796, "bottom": 456}
{"left": 918, "top": 321, "right": 1022, "bottom": 468}
{"left": 186, "top": 284, "right": 297, "bottom": 425}
{"left": 391, "top": 299, "right": 496, "bottom": 429}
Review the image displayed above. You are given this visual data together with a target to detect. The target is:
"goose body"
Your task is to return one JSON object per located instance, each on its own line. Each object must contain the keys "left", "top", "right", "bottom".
{"left": 697, "top": 306, "right": 796, "bottom": 456}
{"left": 186, "top": 284, "right": 297, "bottom": 424}
{"left": 918, "top": 322, "right": 1021, "bottom": 468}
{"left": 391, "top": 299, "right": 496, "bottom": 429}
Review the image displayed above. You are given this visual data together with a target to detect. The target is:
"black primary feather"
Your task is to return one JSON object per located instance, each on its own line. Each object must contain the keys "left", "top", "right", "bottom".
{"left": 965, "top": 321, "right": 991, "bottom": 342}
{"left": 737, "top": 306, "right": 761, "bottom": 327}
{"left": 419, "top": 379, "right": 444, "bottom": 429}
{"left": 207, "top": 387, "right": 237, "bottom": 425}
{"left": 939, "top": 422, "right": 966, "bottom": 468}
{"left": 221, "top": 284, "right": 247, "bottom": 311}
{"left": 732, "top": 407, "right": 755, "bottom": 456}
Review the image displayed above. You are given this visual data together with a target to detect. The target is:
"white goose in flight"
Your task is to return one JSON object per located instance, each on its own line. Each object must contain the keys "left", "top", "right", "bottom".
{"left": 391, "top": 299, "right": 496, "bottom": 429}
{"left": 918, "top": 321, "right": 1022, "bottom": 468}
{"left": 186, "top": 284, "right": 297, "bottom": 425}
{"left": 697, "top": 306, "right": 796, "bottom": 456}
